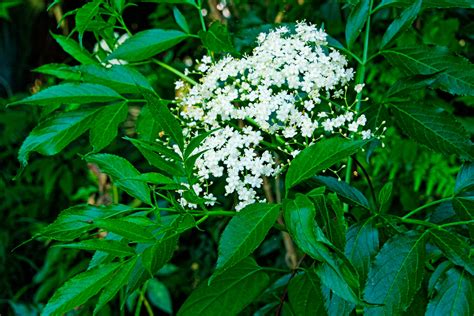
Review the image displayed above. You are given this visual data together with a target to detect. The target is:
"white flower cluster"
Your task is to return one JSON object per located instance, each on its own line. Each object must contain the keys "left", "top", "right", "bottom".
{"left": 175, "top": 22, "right": 373, "bottom": 210}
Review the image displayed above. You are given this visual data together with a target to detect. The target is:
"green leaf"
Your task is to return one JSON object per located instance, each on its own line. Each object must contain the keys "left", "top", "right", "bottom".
{"left": 54, "top": 239, "right": 135, "bottom": 257}
{"left": 90, "top": 102, "right": 128, "bottom": 152}
{"left": 213, "top": 203, "right": 280, "bottom": 280}
{"left": 378, "top": 182, "right": 392, "bottom": 213}
{"left": 127, "top": 138, "right": 184, "bottom": 176}
{"left": 375, "top": 0, "right": 474, "bottom": 10}
{"left": 386, "top": 74, "right": 441, "bottom": 101}
{"left": 173, "top": 7, "right": 190, "bottom": 33}
{"left": 94, "top": 257, "right": 138, "bottom": 315}
{"left": 136, "top": 105, "right": 161, "bottom": 142}
{"left": 455, "top": 163, "right": 474, "bottom": 194}
{"left": 142, "top": 236, "right": 178, "bottom": 275}
{"left": 429, "top": 229, "right": 474, "bottom": 276}
{"left": 41, "top": 263, "right": 121, "bottom": 316}
{"left": 52, "top": 33, "right": 98, "bottom": 64}
{"left": 106, "top": 29, "right": 189, "bottom": 62}
{"left": 364, "top": 232, "right": 427, "bottom": 315}
{"left": 123, "top": 172, "right": 175, "bottom": 186}
{"left": 288, "top": 269, "right": 326, "bottom": 315}
{"left": 95, "top": 218, "right": 155, "bottom": 242}
{"left": 283, "top": 194, "right": 361, "bottom": 305}
{"left": 390, "top": 103, "right": 474, "bottom": 160}
{"left": 313, "top": 176, "right": 371, "bottom": 210}
{"left": 77, "top": 64, "right": 154, "bottom": 94}
{"left": 33, "top": 63, "right": 81, "bottom": 80}
{"left": 19, "top": 108, "right": 99, "bottom": 166}
{"left": 345, "top": 0, "right": 370, "bottom": 49}
{"left": 178, "top": 258, "right": 269, "bottom": 316}
{"left": 344, "top": 219, "right": 379, "bottom": 283}
{"left": 10, "top": 83, "right": 123, "bottom": 106}
{"left": 147, "top": 278, "right": 173, "bottom": 314}
{"left": 199, "top": 22, "right": 235, "bottom": 53}
{"left": 313, "top": 194, "right": 346, "bottom": 251}
{"left": 426, "top": 268, "right": 474, "bottom": 316}
{"left": 286, "top": 137, "right": 368, "bottom": 190}
{"left": 382, "top": 46, "right": 474, "bottom": 96}
{"left": 40, "top": 204, "right": 131, "bottom": 241}
{"left": 380, "top": 0, "right": 422, "bottom": 49}
{"left": 86, "top": 153, "right": 152, "bottom": 204}
{"left": 75, "top": 0, "right": 101, "bottom": 45}
{"left": 452, "top": 196, "right": 474, "bottom": 237}
{"left": 142, "top": 91, "right": 184, "bottom": 150}
{"left": 322, "top": 286, "right": 355, "bottom": 316}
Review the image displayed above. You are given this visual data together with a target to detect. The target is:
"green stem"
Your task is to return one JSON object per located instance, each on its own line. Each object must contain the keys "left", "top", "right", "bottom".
{"left": 402, "top": 197, "right": 452, "bottom": 219}
{"left": 344, "top": 0, "right": 374, "bottom": 210}
{"left": 153, "top": 59, "right": 198, "bottom": 85}
{"left": 398, "top": 217, "right": 440, "bottom": 229}
{"left": 440, "top": 220, "right": 474, "bottom": 228}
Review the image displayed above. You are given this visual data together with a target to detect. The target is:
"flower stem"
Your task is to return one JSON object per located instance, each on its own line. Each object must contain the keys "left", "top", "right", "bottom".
{"left": 153, "top": 59, "right": 198, "bottom": 85}
{"left": 344, "top": 0, "right": 374, "bottom": 210}
{"left": 402, "top": 197, "right": 452, "bottom": 219}
{"left": 440, "top": 220, "right": 474, "bottom": 228}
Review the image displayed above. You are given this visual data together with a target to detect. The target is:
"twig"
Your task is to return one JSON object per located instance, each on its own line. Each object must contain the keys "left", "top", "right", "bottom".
{"left": 275, "top": 255, "right": 306, "bottom": 316}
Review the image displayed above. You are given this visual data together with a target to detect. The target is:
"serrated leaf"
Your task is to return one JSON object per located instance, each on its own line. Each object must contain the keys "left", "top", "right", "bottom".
{"left": 378, "top": 182, "right": 392, "bottom": 213}
{"left": 54, "top": 239, "right": 135, "bottom": 257}
{"left": 199, "top": 22, "right": 235, "bottom": 53}
{"left": 136, "top": 105, "right": 161, "bottom": 142}
{"left": 19, "top": 108, "right": 100, "bottom": 166}
{"left": 147, "top": 278, "right": 173, "bottom": 314}
{"left": 127, "top": 137, "right": 184, "bottom": 176}
{"left": 345, "top": 219, "right": 379, "bottom": 283}
{"left": 391, "top": 103, "right": 474, "bottom": 160}
{"left": 313, "top": 176, "right": 371, "bottom": 210}
{"left": 75, "top": 0, "right": 101, "bottom": 45}
{"left": 40, "top": 204, "right": 132, "bottom": 241}
{"left": 10, "top": 83, "right": 123, "bottom": 106}
{"left": 123, "top": 172, "right": 175, "bottom": 186}
{"left": 288, "top": 269, "right": 326, "bottom": 315}
{"left": 173, "top": 7, "right": 190, "bottom": 33}
{"left": 386, "top": 74, "right": 441, "bottom": 101}
{"left": 33, "top": 63, "right": 81, "bottom": 80}
{"left": 106, "top": 29, "right": 189, "bottom": 62}
{"left": 142, "top": 236, "right": 178, "bottom": 275}
{"left": 426, "top": 268, "right": 474, "bottom": 316}
{"left": 178, "top": 258, "right": 269, "bottom": 316}
{"left": 379, "top": 0, "right": 422, "bottom": 49}
{"left": 322, "top": 286, "right": 355, "bottom": 316}
{"left": 428, "top": 261, "right": 453, "bottom": 296}
{"left": 77, "top": 64, "right": 154, "bottom": 94}
{"left": 313, "top": 194, "right": 346, "bottom": 251}
{"left": 283, "top": 194, "right": 361, "bottom": 305}
{"left": 142, "top": 91, "right": 184, "bottom": 150}
{"left": 86, "top": 153, "right": 152, "bottom": 204}
{"left": 286, "top": 137, "right": 368, "bottom": 190}
{"left": 89, "top": 102, "right": 128, "bottom": 152}
{"left": 52, "top": 33, "right": 98, "bottom": 64}
{"left": 455, "top": 163, "right": 474, "bottom": 194}
{"left": 213, "top": 203, "right": 279, "bottom": 280}
{"left": 345, "top": 0, "right": 370, "bottom": 49}
{"left": 364, "top": 232, "right": 427, "bottom": 315}
{"left": 452, "top": 196, "right": 474, "bottom": 238}
{"left": 41, "top": 263, "right": 121, "bottom": 316}
{"left": 429, "top": 229, "right": 474, "bottom": 276}
{"left": 382, "top": 46, "right": 474, "bottom": 96}
{"left": 94, "top": 257, "right": 138, "bottom": 315}
{"left": 95, "top": 218, "right": 155, "bottom": 242}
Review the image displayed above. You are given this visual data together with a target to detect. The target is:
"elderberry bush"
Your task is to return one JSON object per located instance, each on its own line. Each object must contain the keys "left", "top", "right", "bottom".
{"left": 2, "top": 0, "right": 474, "bottom": 315}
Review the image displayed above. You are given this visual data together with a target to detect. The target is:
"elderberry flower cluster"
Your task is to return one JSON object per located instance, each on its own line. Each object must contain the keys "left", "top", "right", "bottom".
{"left": 175, "top": 22, "right": 373, "bottom": 210}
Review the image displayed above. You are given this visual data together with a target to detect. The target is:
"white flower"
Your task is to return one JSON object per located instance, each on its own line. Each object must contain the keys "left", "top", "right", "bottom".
{"left": 355, "top": 83, "right": 365, "bottom": 94}
{"left": 361, "top": 129, "right": 372, "bottom": 140}
{"left": 171, "top": 22, "right": 372, "bottom": 210}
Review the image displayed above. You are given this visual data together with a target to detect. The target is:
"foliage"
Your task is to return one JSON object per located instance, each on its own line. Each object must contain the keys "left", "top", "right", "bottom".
{"left": 1, "top": 0, "right": 474, "bottom": 315}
